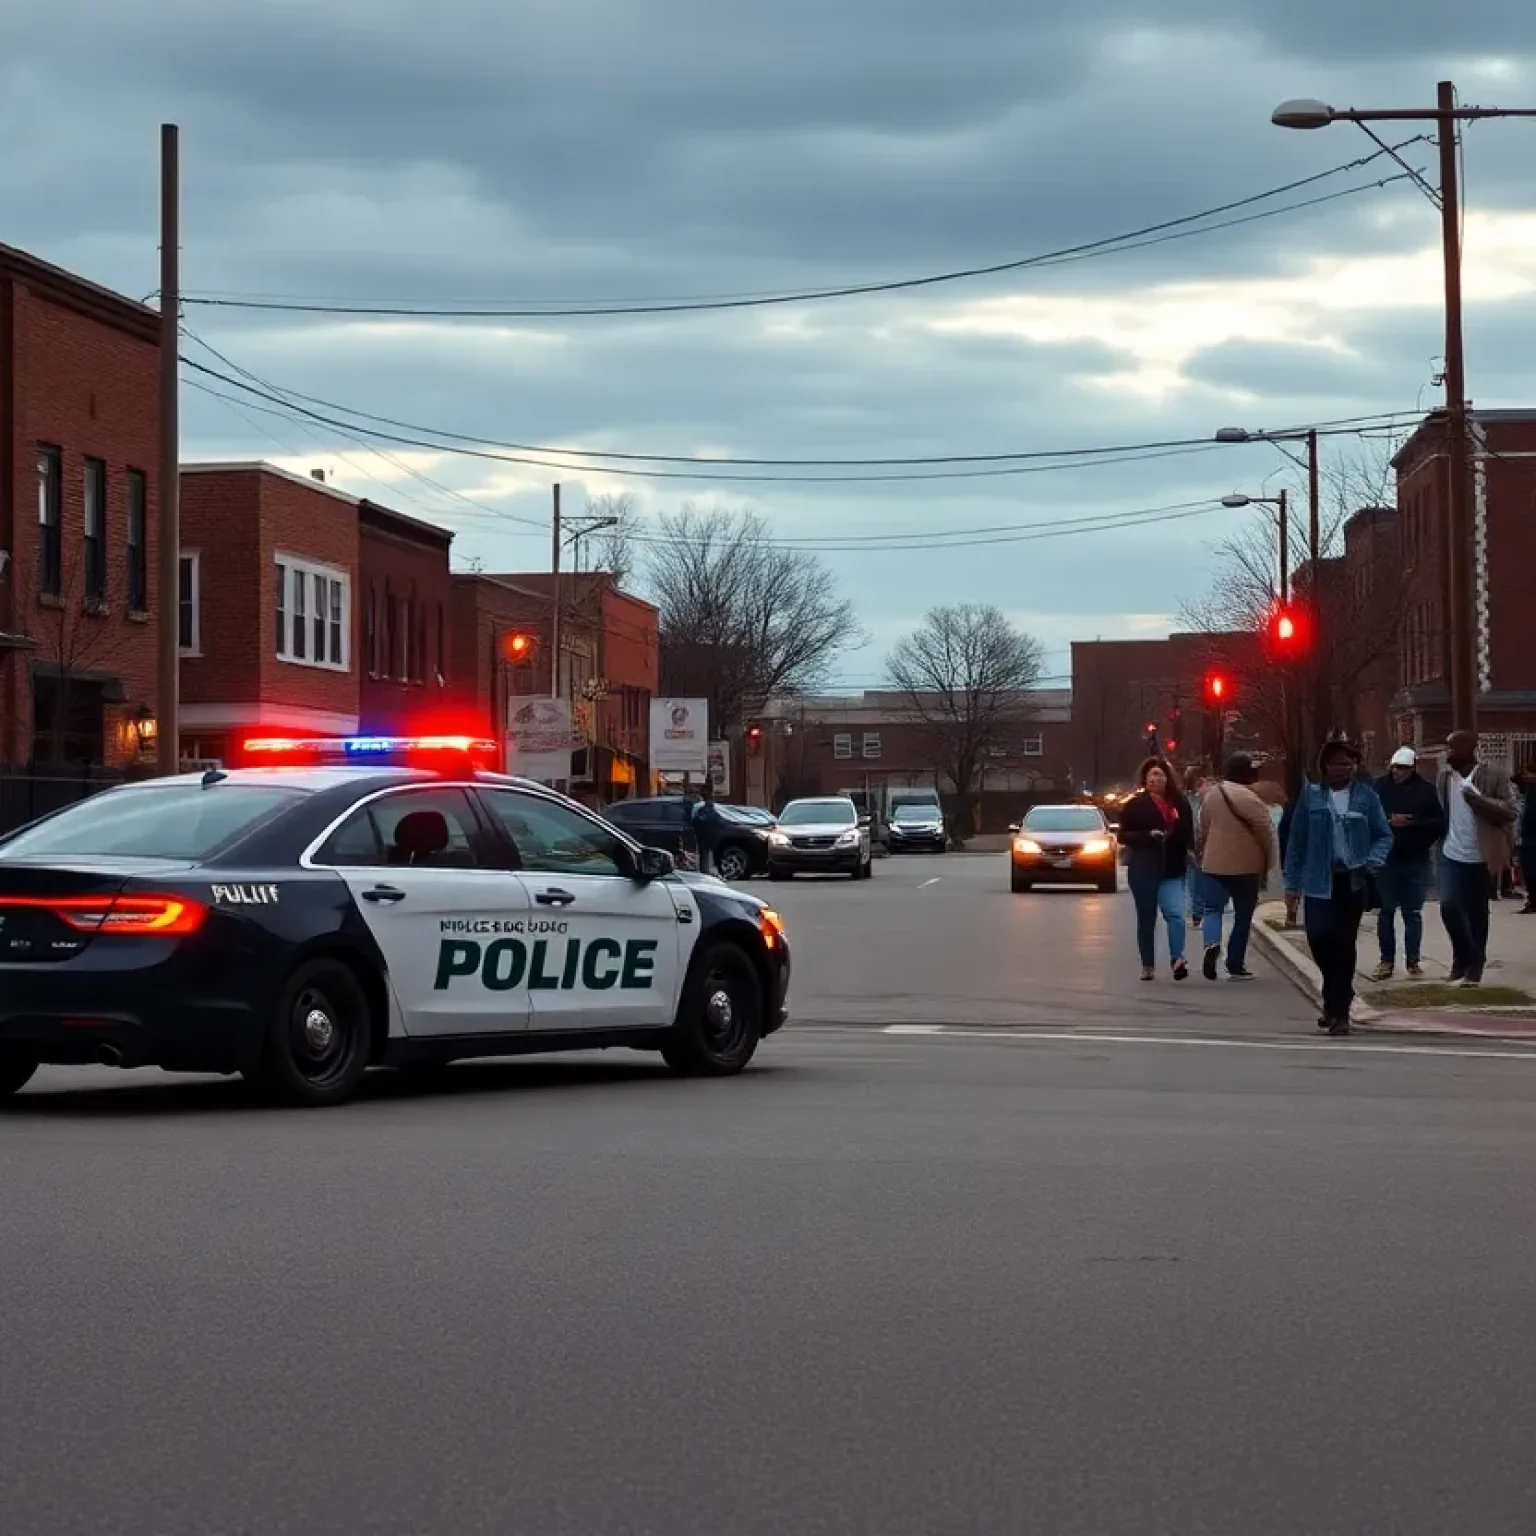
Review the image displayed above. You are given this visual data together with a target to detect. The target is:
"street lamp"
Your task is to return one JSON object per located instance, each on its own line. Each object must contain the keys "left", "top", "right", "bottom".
{"left": 1220, "top": 490, "right": 1290, "bottom": 603}
{"left": 1270, "top": 80, "right": 1536, "bottom": 732}
{"left": 1214, "top": 425, "right": 1320, "bottom": 580}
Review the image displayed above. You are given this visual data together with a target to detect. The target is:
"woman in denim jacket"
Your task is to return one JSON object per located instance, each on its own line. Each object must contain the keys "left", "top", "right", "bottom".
{"left": 1282, "top": 737, "right": 1394, "bottom": 1035}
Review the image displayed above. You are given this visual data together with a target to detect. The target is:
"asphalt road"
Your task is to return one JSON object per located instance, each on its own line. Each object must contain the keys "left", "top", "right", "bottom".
{"left": 7, "top": 855, "right": 1536, "bottom": 1534}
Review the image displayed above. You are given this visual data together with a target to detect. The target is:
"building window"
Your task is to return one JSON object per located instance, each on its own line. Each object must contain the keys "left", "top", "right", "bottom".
{"left": 861, "top": 732, "right": 882, "bottom": 759}
{"left": 275, "top": 555, "right": 349, "bottom": 670}
{"left": 126, "top": 470, "right": 148, "bottom": 612}
{"left": 83, "top": 458, "right": 107, "bottom": 606}
{"left": 179, "top": 552, "right": 200, "bottom": 653}
{"left": 1021, "top": 735, "right": 1044, "bottom": 757}
{"left": 398, "top": 596, "right": 413, "bottom": 681}
{"left": 37, "top": 445, "right": 63, "bottom": 598}
{"left": 833, "top": 732, "right": 853, "bottom": 759}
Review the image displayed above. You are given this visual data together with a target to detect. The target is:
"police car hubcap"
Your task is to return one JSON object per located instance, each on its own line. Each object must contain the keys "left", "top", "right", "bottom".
{"left": 705, "top": 988, "right": 733, "bottom": 1033}
{"left": 304, "top": 1007, "right": 335, "bottom": 1053}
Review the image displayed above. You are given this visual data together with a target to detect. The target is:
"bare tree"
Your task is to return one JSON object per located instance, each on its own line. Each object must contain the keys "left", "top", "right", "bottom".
{"left": 578, "top": 492, "right": 639, "bottom": 586}
{"left": 886, "top": 604, "right": 1046, "bottom": 828}
{"left": 640, "top": 505, "right": 862, "bottom": 730}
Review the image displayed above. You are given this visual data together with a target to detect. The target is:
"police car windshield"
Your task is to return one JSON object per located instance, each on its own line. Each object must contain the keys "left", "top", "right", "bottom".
{"left": 0, "top": 785, "right": 303, "bottom": 861}
{"left": 1023, "top": 807, "right": 1104, "bottom": 833}
{"left": 778, "top": 799, "right": 856, "bottom": 827}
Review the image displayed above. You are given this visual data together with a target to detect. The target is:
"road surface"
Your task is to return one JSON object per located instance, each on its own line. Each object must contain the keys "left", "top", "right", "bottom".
{"left": 5, "top": 854, "right": 1536, "bottom": 1534}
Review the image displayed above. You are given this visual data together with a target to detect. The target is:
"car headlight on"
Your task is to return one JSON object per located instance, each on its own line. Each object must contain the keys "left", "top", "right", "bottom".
{"left": 768, "top": 831, "right": 790, "bottom": 847}
{"left": 1081, "top": 838, "right": 1112, "bottom": 857}
{"left": 1014, "top": 837, "right": 1043, "bottom": 855}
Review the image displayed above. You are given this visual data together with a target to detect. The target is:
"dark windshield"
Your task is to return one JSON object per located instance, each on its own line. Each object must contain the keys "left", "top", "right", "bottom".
{"left": 1023, "top": 807, "right": 1105, "bottom": 833}
{"left": 779, "top": 799, "right": 856, "bottom": 827}
{"left": 892, "top": 803, "right": 940, "bottom": 822}
{"left": 0, "top": 785, "right": 303, "bottom": 861}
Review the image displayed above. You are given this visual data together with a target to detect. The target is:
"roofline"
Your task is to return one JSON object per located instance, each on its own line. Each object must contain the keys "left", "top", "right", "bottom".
{"left": 358, "top": 497, "right": 454, "bottom": 548}
{"left": 0, "top": 240, "right": 159, "bottom": 345}
{"left": 180, "top": 459, "right": 364, "bottom": 510}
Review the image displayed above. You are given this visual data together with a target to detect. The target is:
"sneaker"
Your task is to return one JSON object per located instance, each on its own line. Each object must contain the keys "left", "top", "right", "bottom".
{"left": 1458, "top": 972, "right": 1483, "bottom": 989}
{"left": 1406, "top": 963, "right": 1426, "bottom": 979}
{"left": 1316, "top": 1015, "right": 1332, "bottom": 1031}
{"left": 1202, "top": 945, "right": 1220, "bottom": 981}
{"left": 1140, "top": 966, "right": 1154, "bottom": 981}
{"left": 1328, "top": 1018, "right": 1352, "bottom": 1036}
{"left": 1227, "top": 965, "right": 1256, "bottom": 980}
{"left": 1448, "top": 966, "right": 1467, "bottom": 984}
{"left": 1370, "top": 962, "right": 1394, "bottom": 982}
{"left": 1172, "top": 958, "right": 1188, "bottom": 981}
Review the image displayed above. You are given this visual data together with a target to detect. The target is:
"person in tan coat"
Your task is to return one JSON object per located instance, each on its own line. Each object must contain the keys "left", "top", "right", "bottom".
{"left": 1195, "top": 752, "right": 1278, "bottom": 980}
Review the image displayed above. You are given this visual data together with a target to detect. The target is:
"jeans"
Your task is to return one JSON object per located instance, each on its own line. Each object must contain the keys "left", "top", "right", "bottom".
{"left": 1439, "top": 855, "right": 1492, "bottom": 976}
{"left": 1375, "top": 859, "right": 1431, "bottom": 966}
{"left": 1186, "top": 865, "right": 1205, "bottom": 923}
{"left": 1305, "top": 871, "right": 1367, "bottom": 1020}
{"left": 1201, "top": 872, "right": 1260, "bottom": 971}
{"left": 1128, "top": 865, "right": 1187, "bottom": 968}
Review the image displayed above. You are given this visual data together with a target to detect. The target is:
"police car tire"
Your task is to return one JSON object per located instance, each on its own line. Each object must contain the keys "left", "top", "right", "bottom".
{"left": 246, "top": 958, "right": 374, "bottom": 1107}
{"left": 0, "top": 1052, "right": 39, "bottom": 1101}
{"left": 662, "top": 942, "right": 762, "bottom": 1076}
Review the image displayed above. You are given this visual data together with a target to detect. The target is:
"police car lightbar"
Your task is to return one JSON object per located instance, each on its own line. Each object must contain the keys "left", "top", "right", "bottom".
{"left": 241, "top": 734, "right": 500, "bottom": 762}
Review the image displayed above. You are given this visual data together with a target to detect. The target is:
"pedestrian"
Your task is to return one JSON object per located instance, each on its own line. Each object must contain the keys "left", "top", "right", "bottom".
{"left": 1118, "top": 757, "right": 1194, "bottom": 982}
{"left": 1182, "top": 765, "right": 1208, "bottom": 926}
{"left": 1195, "top": 752, "right": 1278, "bottom": 981}
{"left": 1436, "top": 730, "right": 1520, "bottom": 986}
{"left": 1519, "top": 763, "right": 1536, "bottom": 915}
{"left": 690, "top": 777, "right": 724, "bottom": 877}
{"left": 1282, "top": 738, "right": 1393, "bottom": 1035}
{"left": 1369, "top": 746, "right": 1445, "bottom": 980}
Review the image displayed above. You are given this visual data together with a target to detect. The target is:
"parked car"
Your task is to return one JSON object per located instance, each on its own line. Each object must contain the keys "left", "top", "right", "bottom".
{"left": 887, "top": 800, "right": 948, "bottom": 853}
{"left": 601, "top": 796, "right": 773, "bottom": 882}
{"left": 1007, "top": 804, "right": 1118, "bottom": 893}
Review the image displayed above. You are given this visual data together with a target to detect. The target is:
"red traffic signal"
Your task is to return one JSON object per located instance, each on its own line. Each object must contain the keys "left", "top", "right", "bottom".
{"left": 502, "top": 631, "right": 537, "bottom": 664}
{"left": 1266, "top": 604, "right": 1308, "bottom": 656}
{"left": 1203, "top": 672, "right": 1230, "bottom": 707}
{"left": 745, "top": 723, "right": 763, "bottom": 752}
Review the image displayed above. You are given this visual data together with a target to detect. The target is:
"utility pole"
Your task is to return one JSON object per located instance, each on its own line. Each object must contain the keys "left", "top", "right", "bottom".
{"left": 1437, "top": 80, "right": 1476, "bottom": 732}
{"left": 1276, "top": 488, "right": 1290, "bottom": 604}
{"left": 549, "top": 482, "right": 561, "bottom": 700}
{"left": 156, "top": 123, "right": 180, "bottom": 777}
{"left": 1304, "top": 427, "right": 1329, "bottom": 764}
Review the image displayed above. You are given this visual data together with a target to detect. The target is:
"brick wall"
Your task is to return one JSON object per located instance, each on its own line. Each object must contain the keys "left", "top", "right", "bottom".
{"left": 0, "top": 253, "right": 160, "bottom": 767}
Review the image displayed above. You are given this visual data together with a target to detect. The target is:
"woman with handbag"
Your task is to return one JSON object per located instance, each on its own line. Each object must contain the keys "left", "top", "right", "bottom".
{"left": 1118, "top": 757, "right": 1195, "bottom": 982}
{"left": 1195, "top": 752, "right": 1278, "bottom": 981}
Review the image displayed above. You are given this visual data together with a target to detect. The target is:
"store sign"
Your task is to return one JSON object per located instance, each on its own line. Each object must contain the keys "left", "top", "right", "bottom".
{"left": 507, "top": 696, "right": 579, "bottom": 781}
{"left": 649, "top": 697, "right": 708, "bottom": 773}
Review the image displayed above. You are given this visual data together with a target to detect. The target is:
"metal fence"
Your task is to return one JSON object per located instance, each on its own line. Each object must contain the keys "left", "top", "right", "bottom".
{"left": 0, "top": 765, "right": 130, "bottom": 837}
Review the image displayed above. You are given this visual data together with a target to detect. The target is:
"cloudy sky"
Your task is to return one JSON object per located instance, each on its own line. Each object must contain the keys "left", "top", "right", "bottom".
{"left": 6, "top": 1, "right": 1534, "bottom": 690}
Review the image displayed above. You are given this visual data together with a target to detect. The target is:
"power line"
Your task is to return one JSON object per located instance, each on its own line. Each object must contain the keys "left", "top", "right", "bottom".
{"left": 178, "top": 146, "right": 1420, "bottom": 319}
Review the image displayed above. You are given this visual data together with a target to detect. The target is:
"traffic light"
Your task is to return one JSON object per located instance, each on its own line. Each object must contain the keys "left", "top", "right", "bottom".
{"left": 1265, "top": 603, "right": 1308, "bottom": 659}
{"left": 1143, "top": 722, "right": 1159, "bottom": 754}
{"left": 1203, "top": 672, "right": 1230, "bottom": 707}
{"left": 502, "top": 630, "right": 537, "bottom": 664}
{"left": 745, "top": 723, "right": 764, "bottom": 753}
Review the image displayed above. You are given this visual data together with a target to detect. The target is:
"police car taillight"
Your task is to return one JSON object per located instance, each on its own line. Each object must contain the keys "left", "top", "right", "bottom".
{"left": 0, "top": 893, "right": 208, "bottom": 936}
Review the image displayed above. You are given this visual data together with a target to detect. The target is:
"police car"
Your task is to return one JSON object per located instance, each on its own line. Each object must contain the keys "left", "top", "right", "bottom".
{"left": 0, "top": 735, "right": 790, "bottom": 1108}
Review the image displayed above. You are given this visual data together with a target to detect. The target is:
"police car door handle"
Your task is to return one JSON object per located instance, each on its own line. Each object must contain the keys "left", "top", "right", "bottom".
{"left": 534, "top": 888, "right": 576, "bottom": 907}
{"left": 362, "top": 884, "right": 407, "bottom": 903}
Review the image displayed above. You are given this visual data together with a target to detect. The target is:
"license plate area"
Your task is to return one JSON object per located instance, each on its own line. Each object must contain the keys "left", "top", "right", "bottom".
{"left": 1053, "top": 857, "right": 1074, "bottom": 869}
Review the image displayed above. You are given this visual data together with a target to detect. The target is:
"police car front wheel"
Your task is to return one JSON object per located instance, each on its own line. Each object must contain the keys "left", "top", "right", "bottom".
{"left": 662, "top": 942, "right": 763, "bottom": 1076}
{"left": 245, "top": 957, "right": 374, "bottom": 1107}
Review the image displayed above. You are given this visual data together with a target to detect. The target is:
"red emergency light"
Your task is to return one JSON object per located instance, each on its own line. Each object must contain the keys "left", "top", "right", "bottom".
{"left": 239, "top": 734, "right": 501, "bottom": 769}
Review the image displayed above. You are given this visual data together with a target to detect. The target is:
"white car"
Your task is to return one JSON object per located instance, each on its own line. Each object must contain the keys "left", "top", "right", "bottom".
{"left": 766, "top": 796, "right": 873, "bottom": 881}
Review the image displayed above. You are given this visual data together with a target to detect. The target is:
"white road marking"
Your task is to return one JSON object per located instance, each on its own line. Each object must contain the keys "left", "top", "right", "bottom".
{"left": 920, "top": 877, "right": 943, "bottom": 888}
{"left": 878, "top": 1025, "right": 1536, "bottom": 1061}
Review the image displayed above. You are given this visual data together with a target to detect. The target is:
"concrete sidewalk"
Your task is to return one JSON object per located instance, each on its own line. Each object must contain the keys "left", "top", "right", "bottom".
{"left": 1251, "top": 892, "right": 1536, "bottom": 1038}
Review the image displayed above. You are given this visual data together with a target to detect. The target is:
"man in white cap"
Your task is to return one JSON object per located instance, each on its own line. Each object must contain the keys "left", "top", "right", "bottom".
{"left": 1370, "top": 746, "right": 1445, "bottom": 980}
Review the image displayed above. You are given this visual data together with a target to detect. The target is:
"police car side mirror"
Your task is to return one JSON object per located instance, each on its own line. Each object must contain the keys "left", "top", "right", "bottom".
{"left": 634, "top": 846, "right": 674, "bottom": 882}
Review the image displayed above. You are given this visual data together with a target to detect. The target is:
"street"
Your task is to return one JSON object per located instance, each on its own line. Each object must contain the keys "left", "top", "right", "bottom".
{"left": 7, "top": 854, "right": 1536, "bottom": 1534}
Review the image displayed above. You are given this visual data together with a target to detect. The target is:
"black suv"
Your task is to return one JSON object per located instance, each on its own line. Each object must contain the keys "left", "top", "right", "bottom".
{"left": 600, "top": 796, "right": 773, "bottom": 882}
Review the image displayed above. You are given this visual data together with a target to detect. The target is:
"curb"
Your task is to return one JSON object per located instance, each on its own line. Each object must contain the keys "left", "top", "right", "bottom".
{"left": 1249, "top": 905, "right": 1536, "bottom": 1040}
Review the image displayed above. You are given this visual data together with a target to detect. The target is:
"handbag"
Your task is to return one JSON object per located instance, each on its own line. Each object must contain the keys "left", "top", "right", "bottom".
{"left": 1219, "top": 785, "right": 1273, "bottom": 889}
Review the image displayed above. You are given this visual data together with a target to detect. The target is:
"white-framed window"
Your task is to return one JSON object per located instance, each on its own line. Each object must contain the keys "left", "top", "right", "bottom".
{"left": 861, "top": 732, "right": 882, "bottom": 759}
{"left": 178, "top": 551, "right": 201, "bottom": 654}
{"left": 275, "top": 554, "right": 349, "bottom": 670}
{"left": 1021, "top": 735, "right": 1044, "bottom": 757}
{"left": 833, "top": 732, "right": 853, "bottom": 760}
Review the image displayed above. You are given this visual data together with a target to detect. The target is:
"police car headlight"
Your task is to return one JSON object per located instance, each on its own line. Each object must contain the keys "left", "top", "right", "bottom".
{"left": 836, "top": 830, "right": 859, "bottom": 847}
{"left": 768, "top": 831, "right": 790, "bottom": 847}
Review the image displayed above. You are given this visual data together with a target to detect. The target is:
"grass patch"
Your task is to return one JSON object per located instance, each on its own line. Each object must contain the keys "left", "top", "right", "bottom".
{"left": 1371, "top": 983, "right": 1534, "bottom": 1010}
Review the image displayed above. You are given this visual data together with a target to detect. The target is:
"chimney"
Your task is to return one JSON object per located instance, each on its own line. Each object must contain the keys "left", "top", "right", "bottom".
{"left": 310, "top": 468, "right": 326, "bottom": 483}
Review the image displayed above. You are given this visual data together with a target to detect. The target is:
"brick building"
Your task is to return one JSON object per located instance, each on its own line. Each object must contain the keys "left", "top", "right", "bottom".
{"left": 752, "top": 689, "right": 1074, "bottom": 829}
{"left": 1070, "top": 631, "right": 1275, "bottom": 790}
{"left": 178, "top": 463, "right": 363, "bottom": 761}
{"left": 357, "top": 499, "right": 455, "bottom": 735}
{"left": 449, "top": 570, "right": 659, "bottom": 798}
{"left": 0, "top": 241, "right": 161, "bottom": 768}
{"left": 1389, "top": 408, "right": 1536, "bottom": 764}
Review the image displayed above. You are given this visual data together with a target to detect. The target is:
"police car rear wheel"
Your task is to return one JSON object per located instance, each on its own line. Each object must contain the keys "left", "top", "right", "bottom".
{"left": 248, "top": 958, "right": 373, "bottom": 1107}
{"left": 662, "top": 943, "right": 762, "bottom": 1076}
{"left": 0, "top": 1051, "right": 39, "bottom": 1101}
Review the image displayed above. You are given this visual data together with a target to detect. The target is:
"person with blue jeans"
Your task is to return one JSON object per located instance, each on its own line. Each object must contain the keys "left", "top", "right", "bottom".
{"left": 1195, "top": 752, "right": 1277, "bottom": 981}
{"left": 1118, "top": 757, "right": 1194, "bottom": 982}
{"left": 1283, "top": 737, "right": 1393, "bottom": 1035}
{"left": 1371, "top": 746, "right": 1445, "bottom": 980}
{"left": 1182, "top": 766, "right": 1208, "bottom": 926}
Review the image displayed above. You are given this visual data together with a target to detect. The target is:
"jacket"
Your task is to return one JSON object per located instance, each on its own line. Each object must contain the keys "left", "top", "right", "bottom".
{"left": 1436, "top": 761, "right": 1518, "bottom": 874}
{"left": 1196, "top": 781, "right": 1277, "bottom": 877}
{"left": 1117, "top": 789, "right": 1194, "bottom": 881}
{"left": 1372, "top": 770, "right": 1446, "bottom": 864}
{"left": 1282, "top": 779, "right": 1394, "bottom": 899}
